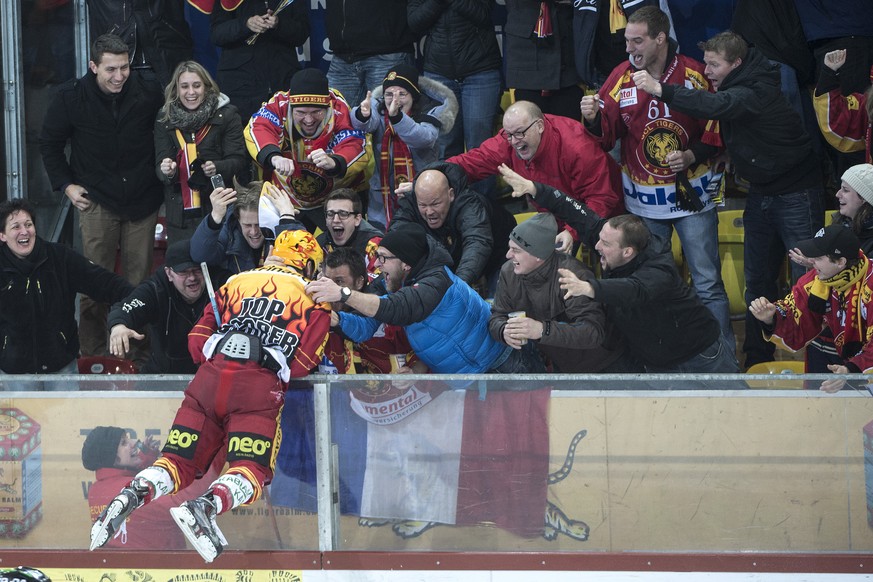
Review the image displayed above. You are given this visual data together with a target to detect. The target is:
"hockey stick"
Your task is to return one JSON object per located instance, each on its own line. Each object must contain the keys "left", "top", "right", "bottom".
{"left": 200, "top": 262, "right": 221, "bottom": 325}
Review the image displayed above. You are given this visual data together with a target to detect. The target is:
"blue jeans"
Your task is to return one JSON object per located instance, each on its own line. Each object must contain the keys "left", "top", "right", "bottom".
{"left": 424, "top": 69, "right": 502, "bottom": 159}
{"left": 327, "top": 53, "right": 414, "bottom": 108}
{"left": 742, "top": 188, "right": 824, "bottom": 367}
{"left": 643, "top": 210, "right": 735, "bottom": 355}
{"left": 646, "top": 335, "right": 746, "bottom": 390}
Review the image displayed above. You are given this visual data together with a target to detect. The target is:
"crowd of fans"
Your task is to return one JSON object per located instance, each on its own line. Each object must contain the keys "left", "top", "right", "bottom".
{"left": 3, "top": 0, "right": 873, "bottom": 393}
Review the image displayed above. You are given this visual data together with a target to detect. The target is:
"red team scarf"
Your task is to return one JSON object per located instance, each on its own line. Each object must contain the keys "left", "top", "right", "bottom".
{"left": 534, "top": 2, "right": 552, "bottom": 38}
{"left": 174, "top": 126, "right": 211, "bottom": 211}
{"left": 186, "top": 0, "right": 244, "bottom": 14}
{"left": 379, "top": 112, "right": 414, "bottom": 226}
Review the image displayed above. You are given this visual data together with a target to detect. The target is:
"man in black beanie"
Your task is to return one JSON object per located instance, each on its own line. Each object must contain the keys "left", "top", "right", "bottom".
{"left": 305, "top": 222, "right": 545, "bottom": 374}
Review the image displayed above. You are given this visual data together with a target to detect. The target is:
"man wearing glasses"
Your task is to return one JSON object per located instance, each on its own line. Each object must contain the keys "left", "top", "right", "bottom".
{"left": 316, "top": 189, "right": 385, "bottom": 279}
{"left": 306, "top": 222, "right": 545, "bottom": 374}
{"left": 447, "top": 100, "right": 623, "bottom": 253}
{"left": 245, "top": 68, "right": 372, "bottom": 233}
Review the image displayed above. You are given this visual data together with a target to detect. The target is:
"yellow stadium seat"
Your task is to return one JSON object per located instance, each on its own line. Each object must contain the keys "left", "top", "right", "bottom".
{"left": 513, "top": 211, "right": 537, "bottom": 224}
{"left": 718, "top": 209, "right": 746, "bottom": 317}
{"left": 745, "top": 360, "right": 806, "bottom": 389}
{"left": 747, "top": 361, "right": 805, "bottom": 374}
{"left": 500, "top": 89, "right": 515, "bottom": 112}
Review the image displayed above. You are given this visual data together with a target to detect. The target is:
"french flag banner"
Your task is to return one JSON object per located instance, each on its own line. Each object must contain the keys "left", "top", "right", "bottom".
{"left": 272, "top": 385, "right": 551, "bottom": 538}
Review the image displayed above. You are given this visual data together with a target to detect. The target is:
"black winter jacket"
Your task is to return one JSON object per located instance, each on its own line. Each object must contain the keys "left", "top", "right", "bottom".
{"left": 391, "top": 161, "right": 513, "bottom": 284}
{"left": 730, "top": 0, "right": 815, "bottom": 86}
{"left": 326, "top": 0, "right": 415, "bottom": 60}
{"left": 659, "top": 48, "right": 821, "bottom": 193}
{"left": 108, "top": 268, "right": 227, "bottom": 373}
{"left": 39, "top": 71, "right": 164, "bottom": 220}
{"left": 572, "top": 0, "right": 661, "bottom": 86}
{"left": 407, "top": 0, "right": 501, "bottom": 80}
{"left": 0, "top": 239, "right": 133, "bottom": 373}
{"left": 85, "top": 0, "right": 193, "bottom": 87}
{"left": 531, "top": 182, "right": 720, "bottom": 368}
{"left": 504, "top": 0, "right": 579, "bottom": 91}
{"left": 154, "top": 96, "right": 248, "bottom": 228}
{"left": 211, "top": 0, "right": 310, "bottom": 121}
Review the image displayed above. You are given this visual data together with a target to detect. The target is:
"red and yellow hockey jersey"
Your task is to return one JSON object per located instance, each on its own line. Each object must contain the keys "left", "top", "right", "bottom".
{"left": 593, "top": 53, "right": 722, "bottom": 219}
{"left": 244, "top": 89, "right": 373, "bottom": 210}
{"left": 189, "top": 264, "right": 331, "bottom": 379}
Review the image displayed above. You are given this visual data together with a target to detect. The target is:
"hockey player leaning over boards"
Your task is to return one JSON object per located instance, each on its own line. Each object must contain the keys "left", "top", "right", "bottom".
{"left": 89, "top": 227, "right": 331, "bottom": 563}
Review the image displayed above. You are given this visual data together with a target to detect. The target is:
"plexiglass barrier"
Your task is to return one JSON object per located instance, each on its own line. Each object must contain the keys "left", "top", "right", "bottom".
{"left": 0, "top": 373, "right": 872, "bottom": 556}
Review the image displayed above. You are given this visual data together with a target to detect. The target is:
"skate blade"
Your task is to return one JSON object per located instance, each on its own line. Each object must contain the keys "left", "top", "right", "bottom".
{"left": 89, "top": 499, "right": 124, "bottom": 551}
{"left": 170, "top": 505, "right": 219, "bottom": 563}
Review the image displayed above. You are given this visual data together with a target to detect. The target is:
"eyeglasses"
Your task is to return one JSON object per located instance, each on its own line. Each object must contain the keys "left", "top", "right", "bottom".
{"left": 325, "top": 209, "right": 357, "bottom": 220}
{"left": 500, "top": 119, "right": 539, "bottom": 142}
{"left": 292, "top": 108, "right": 326, "bottom": 120}
{"left": 375, "top": 253, "right": 398, "bottom": 265}
{"left": 384, "top": 89, "right": 411, "bottom": 100}
{"left": 171, "top": 267, "right": 201, "bottom": 278}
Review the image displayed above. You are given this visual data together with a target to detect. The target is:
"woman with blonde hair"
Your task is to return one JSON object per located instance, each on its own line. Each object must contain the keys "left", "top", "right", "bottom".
{"left": 155, "top": 60, "right": 247, "bottom": 242}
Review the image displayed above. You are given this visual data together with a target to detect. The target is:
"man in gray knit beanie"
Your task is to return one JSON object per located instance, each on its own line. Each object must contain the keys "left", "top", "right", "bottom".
{"left": 490, "top": 211, "right": 632, "bottom": 373}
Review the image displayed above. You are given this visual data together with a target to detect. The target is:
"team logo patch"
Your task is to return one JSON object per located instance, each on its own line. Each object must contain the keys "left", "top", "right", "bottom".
{"left": 289, "top": 162, "right": 333, "bottom": 207}
{"left": 637, "top": 119, "right": 688, "bottom": 178}
{"left": 227, "top": 431, "right": 273, "bottom": 466}
{"left": 350, "top": 385, "right": 433, "bottom": 425}
{"left": 162, "top": 425, "right": 201, "bottom": 460}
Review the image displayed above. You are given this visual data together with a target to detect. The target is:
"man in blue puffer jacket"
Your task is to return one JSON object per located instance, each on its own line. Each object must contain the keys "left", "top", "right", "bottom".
{"left": 305, "top": 222, "right": 544, "bottom": 374}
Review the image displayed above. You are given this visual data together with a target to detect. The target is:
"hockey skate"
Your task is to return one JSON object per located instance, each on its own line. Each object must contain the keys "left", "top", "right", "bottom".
{"left": 89, "top": 479, "right": 151, "bottom": 551}
{"left": 170, "top": 494, "right": 228, "bottom": 563}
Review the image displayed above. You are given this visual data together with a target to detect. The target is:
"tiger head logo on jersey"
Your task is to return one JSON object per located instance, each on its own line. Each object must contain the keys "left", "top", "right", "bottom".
{"left": 639, "top": 119, "right": 688, "bottom": 179}
{"left": 273, "top": 229, "right": 324, "bottom": 273}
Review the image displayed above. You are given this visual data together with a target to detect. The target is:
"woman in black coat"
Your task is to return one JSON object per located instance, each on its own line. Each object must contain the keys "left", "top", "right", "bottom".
{"left": 0, "top": 199, "right": 133, "bottom": 387}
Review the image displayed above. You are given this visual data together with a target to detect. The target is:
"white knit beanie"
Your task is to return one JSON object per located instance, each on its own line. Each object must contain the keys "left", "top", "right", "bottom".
{"left": 842, "top": 163, "right": 873, "bottom": 206}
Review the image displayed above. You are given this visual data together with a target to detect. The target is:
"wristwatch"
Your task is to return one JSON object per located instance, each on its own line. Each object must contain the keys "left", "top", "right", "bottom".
{"left": 339, "top": 287, "right": 352, "bottom": 303}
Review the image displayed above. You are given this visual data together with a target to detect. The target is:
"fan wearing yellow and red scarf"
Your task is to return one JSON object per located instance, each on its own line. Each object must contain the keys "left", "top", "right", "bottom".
{"left": 750, "top": 224, "right": 873, "bottom": 392}
{"left": 350, "top": 64, "right": 458, "bottom": 229}
{"left": 244, "top": 68, "right": 372, "bottom": 235}
{"left": 155, "top": 61, "right": 247, "bottom": 242}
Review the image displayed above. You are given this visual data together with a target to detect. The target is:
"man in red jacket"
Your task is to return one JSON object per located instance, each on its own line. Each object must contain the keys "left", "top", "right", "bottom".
{"left": 447, "top": 100, "right": 623, "bottom": 252}
{"left": 89, "top": 228, "right": 331, "bottom": 563}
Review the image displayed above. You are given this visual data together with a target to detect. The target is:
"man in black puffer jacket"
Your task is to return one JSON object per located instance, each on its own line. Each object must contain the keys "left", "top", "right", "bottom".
{"left": 632, "top": 30, "right": 825, "bottom": 370}
{"left": 407, "top": 0, "right": 502, "bottom": 159}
